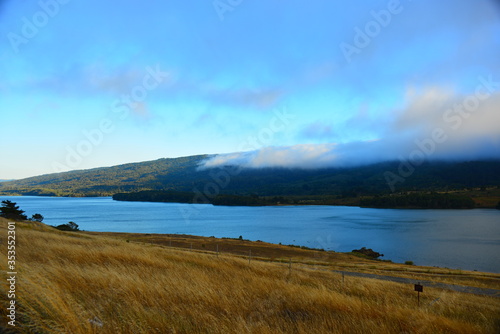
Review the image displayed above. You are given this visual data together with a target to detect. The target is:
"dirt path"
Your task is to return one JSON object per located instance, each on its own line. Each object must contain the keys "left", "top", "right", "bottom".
{"left": 333, "top": 270, "right": 500, "bottom": 298}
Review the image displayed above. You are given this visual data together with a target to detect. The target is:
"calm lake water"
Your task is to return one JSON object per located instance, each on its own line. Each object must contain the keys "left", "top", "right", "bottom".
{"left": 2, "top": 196, "right": 499, "bottom": 273}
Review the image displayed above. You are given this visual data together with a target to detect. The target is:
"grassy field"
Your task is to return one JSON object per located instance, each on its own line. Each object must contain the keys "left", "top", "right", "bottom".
{"left": 455, "top": 187, "right": 500, "bottom": 208}
{"left": 1, "top": 218, "right": 499, "bottom": 333}
{"left": 85, "top": 231, "right": 500, "bottom": 290}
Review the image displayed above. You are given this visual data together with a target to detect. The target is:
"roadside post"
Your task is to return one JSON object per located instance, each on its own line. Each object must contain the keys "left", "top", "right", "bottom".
{"left": 414, "top": 283, "right": 423, "bottom": 306}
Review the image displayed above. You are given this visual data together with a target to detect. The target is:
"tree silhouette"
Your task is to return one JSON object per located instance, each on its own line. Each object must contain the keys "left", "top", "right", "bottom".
{"left": 54, "top": 221, "right": 79, "bottom": 231}
{"left": 30, "top": 213, "right": 44, "bottom": 222}
{"left": 0, "top": 200, "right": 27, "bottom": 220}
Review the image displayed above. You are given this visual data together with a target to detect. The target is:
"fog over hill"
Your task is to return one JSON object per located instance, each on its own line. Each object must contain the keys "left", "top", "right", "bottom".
{"left": 0, "top": 154, "right": 498, "bottom": 198}
{"left": 202, "top": 88, "right": 500, "bottom": 170}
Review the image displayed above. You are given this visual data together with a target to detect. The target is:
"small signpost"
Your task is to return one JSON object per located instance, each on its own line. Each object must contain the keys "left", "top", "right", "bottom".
{"left": 414, "top": 283, "right": 423, "bottom": 306}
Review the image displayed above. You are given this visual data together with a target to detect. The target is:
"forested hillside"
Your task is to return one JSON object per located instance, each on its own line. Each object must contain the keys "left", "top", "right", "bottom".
{"left": 0, "top": 155, "right": 499, "bottom": 201}
{"left": 0, "top": 155, "right": 209, "bottom": 196}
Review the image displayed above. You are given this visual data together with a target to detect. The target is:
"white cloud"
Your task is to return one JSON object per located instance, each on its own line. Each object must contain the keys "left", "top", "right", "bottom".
{"left": 203, "top": 144, "right": 338, "bottom": 169}
{"left": 201, "top": 86, "right": 500, "bottom": 169}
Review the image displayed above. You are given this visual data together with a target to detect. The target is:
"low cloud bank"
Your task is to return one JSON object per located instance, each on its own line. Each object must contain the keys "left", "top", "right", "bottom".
{"left": 201, "top": 84, "right": 500, "bottom": 169}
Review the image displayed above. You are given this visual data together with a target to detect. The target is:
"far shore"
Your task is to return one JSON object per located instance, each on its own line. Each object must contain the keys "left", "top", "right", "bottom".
{"left": 1, "top": 193, "right": 500, "bottom": 209}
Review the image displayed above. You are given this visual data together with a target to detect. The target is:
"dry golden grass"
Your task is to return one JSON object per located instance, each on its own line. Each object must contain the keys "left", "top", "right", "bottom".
{"left": 1, "top": 218, "right": 499, "bottom": 333}
{"left": 87, "top": 231, "right": 500, "bottom": 290}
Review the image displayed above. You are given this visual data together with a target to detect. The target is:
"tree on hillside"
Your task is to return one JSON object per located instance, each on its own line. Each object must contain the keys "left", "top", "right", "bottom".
{"left": 54, "top": 221, "right": 79, "bottom": 231}
{"left": 30, "top": 213, "right": 44, "bottom": 222}
{"left": 0, "top": 200, "right": 27, "bottom": 220}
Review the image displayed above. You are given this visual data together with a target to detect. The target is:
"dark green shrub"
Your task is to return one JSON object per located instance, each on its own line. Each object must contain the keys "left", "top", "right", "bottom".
{"left": 54, "top": 222, "right": 79, "bottom": 231}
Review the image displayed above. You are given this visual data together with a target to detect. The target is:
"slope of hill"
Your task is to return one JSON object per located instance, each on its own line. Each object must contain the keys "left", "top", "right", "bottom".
{"left": 1, "top": 218, "right": 499, "bottom": 333}
{"left": 0, "top": 155, "right": 499, "bottom": 199}
{"left": 0, "top": 155, "right": 209, "bottom": 196}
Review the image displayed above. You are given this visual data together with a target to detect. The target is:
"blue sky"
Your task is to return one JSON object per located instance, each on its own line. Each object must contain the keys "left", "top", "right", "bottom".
{"left": 1, "top": 0, "right": 499, "bottom": 179}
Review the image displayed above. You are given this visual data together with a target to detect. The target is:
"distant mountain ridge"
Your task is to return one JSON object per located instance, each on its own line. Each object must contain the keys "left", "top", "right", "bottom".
{"left": 0, "top": 155, "right": 499, "bottom": 199}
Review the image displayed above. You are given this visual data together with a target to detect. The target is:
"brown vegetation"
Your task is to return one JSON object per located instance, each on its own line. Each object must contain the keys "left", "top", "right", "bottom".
{"left": 0, "top": 218, "right": 499, "bottom": 333}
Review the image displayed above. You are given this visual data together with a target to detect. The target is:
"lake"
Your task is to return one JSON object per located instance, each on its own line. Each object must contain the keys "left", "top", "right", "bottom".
{"left": 2, "top": 196, "right": 499, "bottom": 273}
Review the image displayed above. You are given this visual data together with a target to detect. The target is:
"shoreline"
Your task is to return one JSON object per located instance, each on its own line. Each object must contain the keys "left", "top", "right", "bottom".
{"left": 2, "top": 194, "right": 499, "bottom": 209}
{"left": 81, "top": 229, "right": 500, "bottom": 277}
{"left": 3, "top": 217, "right": 500, "bottom": 332}
{"left": 84, "top": 224, "right": 500, "bottom": 295}
{"left": 2, "top": 195, "right": 499, "bottom": 273}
